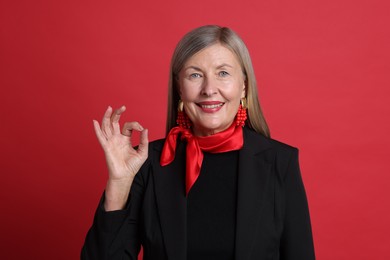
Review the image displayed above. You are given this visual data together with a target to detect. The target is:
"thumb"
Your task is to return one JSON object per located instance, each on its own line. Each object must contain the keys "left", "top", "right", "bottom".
{"left": 137, "top": 129, "right": 149, "bottom": 157}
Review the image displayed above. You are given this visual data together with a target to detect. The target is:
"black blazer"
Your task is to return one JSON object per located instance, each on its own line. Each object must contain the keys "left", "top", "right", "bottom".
{"left": 82, "top": 127, "right": 315, "bottom": 260}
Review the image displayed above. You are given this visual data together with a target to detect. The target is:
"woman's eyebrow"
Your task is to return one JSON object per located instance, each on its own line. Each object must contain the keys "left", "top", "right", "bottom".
{"left": 184, "top": 66, "right": 202, "bottom": 72}
{"left": 216, "top": 63, "right": 233, "bottom": 69}
{"left": 184, "top": 63, "right": 233, "bottom": 72}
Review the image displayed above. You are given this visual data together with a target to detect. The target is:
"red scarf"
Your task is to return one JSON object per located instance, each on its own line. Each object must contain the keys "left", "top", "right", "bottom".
{"left": 160, "top": 123, "right": 244, "bottom": 195}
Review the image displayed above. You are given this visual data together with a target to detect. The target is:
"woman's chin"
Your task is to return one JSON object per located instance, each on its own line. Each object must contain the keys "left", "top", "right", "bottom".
{"left": 193, "top": 122, "right": 232, "bottom": 136}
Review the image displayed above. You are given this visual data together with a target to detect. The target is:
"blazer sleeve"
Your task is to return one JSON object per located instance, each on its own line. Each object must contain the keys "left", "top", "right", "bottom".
{"left": 280, "top": 148, "right": 315, "bottom": 260}
{"left": 81, "top": 160, "right": 149, "bottom": 260}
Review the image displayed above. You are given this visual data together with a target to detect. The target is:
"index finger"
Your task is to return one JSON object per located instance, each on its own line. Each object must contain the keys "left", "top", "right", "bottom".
{"left": 101, "top": 106, "right": 113, "bottom": 136}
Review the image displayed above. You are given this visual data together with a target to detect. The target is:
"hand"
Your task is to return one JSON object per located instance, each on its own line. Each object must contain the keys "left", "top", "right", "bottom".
{"left": 93, "top": 106, "right": 149, "bottom": 210}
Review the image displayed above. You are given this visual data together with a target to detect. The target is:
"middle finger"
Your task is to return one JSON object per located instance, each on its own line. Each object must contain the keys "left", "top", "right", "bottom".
{"left": 111, "top": 106, "right": 126, "bottom": 134}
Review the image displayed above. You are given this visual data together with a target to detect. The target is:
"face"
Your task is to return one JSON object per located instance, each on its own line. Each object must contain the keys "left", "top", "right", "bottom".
{"left": 178, "top": 43, "right": 246, "bottom": 136}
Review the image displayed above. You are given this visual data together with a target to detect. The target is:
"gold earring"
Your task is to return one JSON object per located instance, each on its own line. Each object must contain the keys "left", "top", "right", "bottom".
{"left": 176, "top": 100, "right": 191, "bottom": 128}
{"left": 240, "top": 97, "right": 248, "bottom": 109}
{"left": 178, "top": 100, "right": 184, "bottom": 112}
{"left": 235, "top": 98, "right": 248, "bottom": 127}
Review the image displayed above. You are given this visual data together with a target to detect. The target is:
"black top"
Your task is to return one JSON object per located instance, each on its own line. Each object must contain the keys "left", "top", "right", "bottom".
{"left": 187, "top": 151, "right": 239, "bottom": 260}
{"left": 81, "top": 127, "right": 316, "bottom": 260}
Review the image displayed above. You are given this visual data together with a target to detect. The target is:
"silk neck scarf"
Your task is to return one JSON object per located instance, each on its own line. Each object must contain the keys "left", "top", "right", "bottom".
{"left": 160, "top": 123, "right": 244, "bottom": 195}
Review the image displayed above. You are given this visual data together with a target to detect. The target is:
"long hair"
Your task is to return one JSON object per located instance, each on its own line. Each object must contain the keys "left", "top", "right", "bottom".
{"left": 166, "top": 25, "right": 270, "bottom": 138}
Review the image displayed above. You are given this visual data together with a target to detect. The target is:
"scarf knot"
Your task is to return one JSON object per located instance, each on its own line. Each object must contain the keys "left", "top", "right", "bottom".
{"left": 160, "top": 123, "right": 243, "bottom": 195}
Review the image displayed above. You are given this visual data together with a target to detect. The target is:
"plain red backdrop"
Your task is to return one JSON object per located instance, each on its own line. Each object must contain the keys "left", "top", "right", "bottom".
{"left": 1, "top": 0, "right": 389, "bottom": 259}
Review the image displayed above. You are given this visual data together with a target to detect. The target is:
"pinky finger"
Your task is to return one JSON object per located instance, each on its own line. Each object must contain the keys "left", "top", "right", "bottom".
{"left": 93, "top": 120, "right": 108, "bottom": 147}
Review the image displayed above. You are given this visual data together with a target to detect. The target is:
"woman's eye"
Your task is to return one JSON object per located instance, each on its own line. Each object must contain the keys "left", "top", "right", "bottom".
{"left": 190, "top": 73, "right": 202, "bottom": 78}
{"left": 219, "top": 71, "right": 229, "bottom": 77}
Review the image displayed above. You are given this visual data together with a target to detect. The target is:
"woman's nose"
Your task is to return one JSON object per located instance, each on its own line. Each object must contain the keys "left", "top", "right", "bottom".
{"left": 200, "top": 77, "right": 218, "bottom": 96}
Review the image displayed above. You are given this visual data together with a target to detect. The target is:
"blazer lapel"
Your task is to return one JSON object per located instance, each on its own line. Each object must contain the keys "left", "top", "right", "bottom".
{"left": 235, "top": 128, "right": 275, "bottom": 259}
{"left": 152, "top": 140, "right": 187, "bottom": 260}
{"left": 151, "top": 129, "right": 274, "bottom": 260}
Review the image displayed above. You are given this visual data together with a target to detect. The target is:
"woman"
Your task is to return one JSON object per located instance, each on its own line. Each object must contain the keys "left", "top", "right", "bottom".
{"left": 82, "top": 25, "right": 315, "bottom": 260}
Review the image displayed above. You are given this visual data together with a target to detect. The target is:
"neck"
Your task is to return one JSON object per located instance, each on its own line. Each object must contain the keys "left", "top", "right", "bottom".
{"left": 192, "top": 123, "right": 234, "bottom": 137}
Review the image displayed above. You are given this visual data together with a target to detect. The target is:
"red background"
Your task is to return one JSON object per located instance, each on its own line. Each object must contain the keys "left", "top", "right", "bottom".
{"left": 1, "top": 0, "right": 389, "bottom": 259}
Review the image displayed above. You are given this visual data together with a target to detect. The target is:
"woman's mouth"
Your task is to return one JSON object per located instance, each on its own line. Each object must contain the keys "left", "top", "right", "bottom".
{"left": 196, "top": 102, "right": 224, "bottom": 113}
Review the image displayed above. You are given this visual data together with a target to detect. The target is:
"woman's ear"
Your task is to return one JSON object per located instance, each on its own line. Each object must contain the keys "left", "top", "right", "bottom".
{"left": 175, "top": 76, "right": 182, "bottom": 97}
{"left": 241, "top": 81, "right": 246, "bottom": 98}
{"left": 177, "top": 84, "right": 182, "bottom": 97}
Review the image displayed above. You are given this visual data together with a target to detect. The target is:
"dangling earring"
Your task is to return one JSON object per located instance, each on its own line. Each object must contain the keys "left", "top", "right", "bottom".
{"left": 235, "top": 98, "right": 247, "bottom": 127}
{"left": 177, "top": 100, "right": 191, "bottom": 128}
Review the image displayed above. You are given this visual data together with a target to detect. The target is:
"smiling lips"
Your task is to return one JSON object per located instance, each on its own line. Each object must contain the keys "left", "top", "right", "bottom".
{"left": 196, "top": 101, "right": 224, "bottom": 113}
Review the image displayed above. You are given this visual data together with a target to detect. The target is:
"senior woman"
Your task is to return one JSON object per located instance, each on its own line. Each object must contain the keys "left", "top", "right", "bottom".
{"left": 82, "top": 25, "right": 315, "bottom": 259}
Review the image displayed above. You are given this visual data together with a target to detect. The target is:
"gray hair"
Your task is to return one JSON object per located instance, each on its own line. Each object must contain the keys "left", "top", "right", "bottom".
{"left": 166, "top": 25, "right": 270, "bottom": 137}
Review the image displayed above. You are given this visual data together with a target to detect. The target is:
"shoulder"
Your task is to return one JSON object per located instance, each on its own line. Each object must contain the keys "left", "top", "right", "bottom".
{"left": 148, "top": 138, "right": 166, "bottom": 152}
{"left": 135, "top": 138, "right": 165, "bottom": 175}
{"left": 243, "top": 127, "right": 298, "bottom": 153}
{"left": 142, "top": 138, "right": 166, "bottom": 166}
{"left": 243, "top": 127, "right": 299, "bottom": 174}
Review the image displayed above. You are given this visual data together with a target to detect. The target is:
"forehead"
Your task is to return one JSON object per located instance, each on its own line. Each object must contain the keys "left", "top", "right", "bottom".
{"left": 184, "top": 43, "right": 240, "bottom": 68}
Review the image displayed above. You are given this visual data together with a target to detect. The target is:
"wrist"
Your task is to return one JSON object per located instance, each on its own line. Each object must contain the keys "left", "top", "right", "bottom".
{"left": 104, "top": 177, "right": 133, "bottom": 211}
